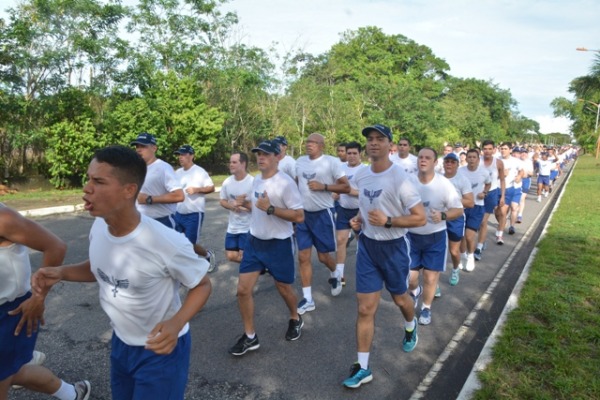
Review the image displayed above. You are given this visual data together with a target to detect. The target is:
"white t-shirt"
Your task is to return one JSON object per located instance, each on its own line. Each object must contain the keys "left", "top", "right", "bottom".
{"left": 137, "top": 159, "right": 182, "bottom": 219}
{"left": 355, "top": 164, "right": 421, "bottom": 241}
{"left": 538, "top": 159, "right": 553, "bottom": 176}
{"left": 250, "top": 171, "right": 303, "bottom": 240}
{"left": 175, "top": 164, "right": 213, "bottom": 214}
{"left": 89, "top": 215, "right": 208, "bottom": 346}
{"left": 296, "top": 154, "right": 345, "bottom": 212}
{"left": 220, "top": 174, "right": 254, "bottom": 234}
{"left": 389, "top": 153, "right": 418, "bottom": 174}
{"left": 446, "top": 172, "right": 473, "bottom": 208}
{"left": 408, "top": 174, "right": 463, "bottom": 235}
{"left": 0, "top": 242, "right": 31, "bottom": 305}
{"left": 458, "top": 165, "right": 492, "bottom": 206}
{"left": 500, "top": 156, "right": 522, "bottom": 188}
{"left": 278, "top": 155, "right": 297, "bottom": 179}
{"left": 339, "top": 163, "right": 366, "bottom": 210}
{"left": 480, "top": 157, "right": 500, "bottom": 191}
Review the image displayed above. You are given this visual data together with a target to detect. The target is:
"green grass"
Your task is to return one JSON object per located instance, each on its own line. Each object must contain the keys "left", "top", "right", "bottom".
{"left": 474, "top": 154, "right": 600, "bottom": 400}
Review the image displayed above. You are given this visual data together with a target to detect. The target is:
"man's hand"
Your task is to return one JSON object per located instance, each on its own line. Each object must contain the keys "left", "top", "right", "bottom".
{"left": 367, "top": 209, "right": 387, "bottom": 226}
{"left": 255, "top": 191, "right": 271, "bottom": 212}
{"left": 8, "top": 294, "right": 45, "bottom": 337}
{"left": 146, "top": 319, "right": 182, "bottom": 355}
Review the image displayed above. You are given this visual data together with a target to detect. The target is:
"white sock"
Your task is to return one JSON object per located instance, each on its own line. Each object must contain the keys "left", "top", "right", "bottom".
{"left": 405, "top": 319, "right": 416, "bottom": 332}
{"left": 422, "top": 303, "right": 431, "bottom": 310}
{"left": 302, "top": 287, "right": 313, "bottom": 303}
{"left": 461, "top": 252, "right": 467, "bottom": 259}
{"left": 357, "top": 352, "right": 370, "bottom": 370}
{"left": 246, "top": 332, "right": 256, "bottom": 339}
{"left": 336, "top": 263, "right": 344, "bottom": 277}
{"left": 476, "top": 243, "right": 483, "bottom": 250}
{"left": 51, "top": 380, "right": 76, "bottom": 400}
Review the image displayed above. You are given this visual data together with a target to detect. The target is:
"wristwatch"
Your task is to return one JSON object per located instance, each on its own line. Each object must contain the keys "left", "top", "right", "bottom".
{"left": 384, "top": 216, "right": 392, "bottom": 228}
{"left": 267, "top": 205, "right": 275, "bottom": 215}
{"left": 441, "top": 212, "right": 447, "bottom": 221}
{"left": 145, "top": 195, "right": 153, "bottom": 205}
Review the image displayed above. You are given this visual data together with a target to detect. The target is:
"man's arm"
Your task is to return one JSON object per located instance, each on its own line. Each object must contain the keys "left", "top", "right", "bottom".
{"left": 145, "top": 275, "right": 212, "bottom": 355}
{"left": 138, "top": 189, "right": 185, "bottom": 205}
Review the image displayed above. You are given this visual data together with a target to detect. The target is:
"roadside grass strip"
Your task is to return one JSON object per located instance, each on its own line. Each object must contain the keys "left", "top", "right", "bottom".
{"left": 474, "top": 155, "right": 600, "bottom": 399}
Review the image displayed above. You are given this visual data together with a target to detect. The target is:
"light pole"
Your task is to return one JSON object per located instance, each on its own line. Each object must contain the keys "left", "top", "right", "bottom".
{"left": 578, "top": 99, "right": 600, "bottom": 158}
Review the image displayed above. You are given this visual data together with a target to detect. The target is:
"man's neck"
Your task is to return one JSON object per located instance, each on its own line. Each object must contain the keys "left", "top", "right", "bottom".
{"left": 371, "top": 158, "right": 392, "bottom": 173}
{"left": 105, "top": 209, "right": 141, "bottom": 237}
{"left": 234, "top": 171, "right": 248, "bottom": 181}
{"left": 418, "top": 171, "right": 435, "bottom": 184}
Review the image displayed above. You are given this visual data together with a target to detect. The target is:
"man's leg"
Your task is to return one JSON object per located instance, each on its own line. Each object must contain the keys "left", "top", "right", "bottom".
{"left": 237, "top": 272, "right": 261, "bottom": 335}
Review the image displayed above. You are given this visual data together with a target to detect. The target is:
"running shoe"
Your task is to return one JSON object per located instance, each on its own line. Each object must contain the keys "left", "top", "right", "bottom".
{"left": 297, "top": 298, "right": 316, "bottom": 315}
{"left": 285, "top": 316, "right": 303, "bottom": 341}
{"left": 342, "top": 363, "right": 373, "bottom": 388}
{"left": 229, "top": 334, "right": 260, "bottom": 356}
{"left": 410, "top": 285, "right": 422, "bottom": 309}
{"left": 474, "top": 248, "right": 482, "bottom": 261}
{"left": 450, "top": 268, "right": 460, "bottom": 286}
{"left": 402, "top": 323, "right": 418, "bottom": 352}
{"left": 508, "top": 226, "right": 516, "bottom": 235}
{"left": 465, "top": 255, "right": 475, "bottom": 272}
{"left": 419, "top": 307, "right": 432, "bottom": 325}
{"left": 74, "top": 380, "right": 91, "bottom": 400}
{"left": 329, "top": 277, "right": 342, "bottom": 296}
{"left": 434, "top": 285, "right": 441, "bottom": 298}
{"left": 496, "top": 235, "right": 504, "bottom": 245}
{"left": 206, "top": 250, "right": 216, "bottom": 273}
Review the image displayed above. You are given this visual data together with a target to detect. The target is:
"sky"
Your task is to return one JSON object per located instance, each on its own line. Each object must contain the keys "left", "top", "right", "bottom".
{"left": 1, "top": 0, "right": 598, "bottom": 134}
{"left": 218, "top": 0, "right": 600, "bottom": 134}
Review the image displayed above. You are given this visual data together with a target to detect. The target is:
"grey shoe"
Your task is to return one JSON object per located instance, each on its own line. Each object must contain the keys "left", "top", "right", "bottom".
{"left": 206, "top": 250, "right": 216, "bottom": 273}
{"left": 74, "top": 380, "right": 91, "bottom": 400}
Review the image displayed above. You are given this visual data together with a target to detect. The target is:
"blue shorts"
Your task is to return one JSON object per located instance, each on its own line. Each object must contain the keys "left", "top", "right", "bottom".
{"left": 408, "top": 231, "right": 448, "bottom": 272}
{"left": 355, "top": 235, "right": 411, "bottom": 295}
{"left": 507, "top": 186, "right": 521, "bottom": 204}
{"left": 335, "top": 206, "right": 359, "bottom": 230}
{"left": 0, "top": 292, "right": 39, "bottom": 380}
{"left": 464, "top": 205, "right": 485, "bottom": 231}
{"left": 550, "top": 170, "right": 558, "bottom": 181}
{"left": 522, "top": 177, "right": 531, "bottom": 193}
{"left": 155, "top": 214, "right": 175, "bottom": 229}
{"left": 296, "top": 209, "right": 336, "bottom": 253}
{"left": 110, "top": 331, "right": 191, "bottom": 400}
{"left": 174, "top": 212, "right": 204, "bottom": 244}
{"left": 240, "top": 235, "right": 295, "bottom": 284}
{"left": 446, "top": 215, "right": 465, "bottom": 242}
{"left": 225, "top": 232, "right": 248, "bottom": 251}
{"left": 537, "top": 175, "right": 550, "bottom": 186}
{"left": 483, "top": 188, "right": 500, "bottom": 213}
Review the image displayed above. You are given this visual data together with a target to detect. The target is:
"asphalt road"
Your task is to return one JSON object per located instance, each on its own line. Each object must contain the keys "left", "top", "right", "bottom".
{"left": 9, "top": 169, "right": 571, "bottom": 400}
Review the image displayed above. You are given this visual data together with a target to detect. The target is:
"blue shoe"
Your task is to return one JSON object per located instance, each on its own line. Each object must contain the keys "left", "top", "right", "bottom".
{"left": 297, "top": 298, "right": 315, "bottom": 315}
{"left": 474, "top": 248, "right": 482, "bottom": 261}
{"left": 342, "top": 363, "right": 373, "bottom": 388}
{"left": 434, "top": 285, "right": 441, "bottom": 298}
{"left": 419, "top": 307, "right": 432, "bottom": 325}
{"left": 410, "top": 285, "right": 422, "bottom": 309}
{"left": 402, "top": 324, "right": 418, "bottom": 352}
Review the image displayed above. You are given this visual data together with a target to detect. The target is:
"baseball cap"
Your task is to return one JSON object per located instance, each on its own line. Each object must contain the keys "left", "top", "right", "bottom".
{"left": 174, "top": 145, "right": 195, "bottom": 155}
{"left": 252, "top": 140, "right": 281, "bottom": 155}
{"left": 361, "top": 124, "right": 393, "bottom": 141}
{"left": 512, "top": 146, "right": 520, "bottom": 153}
{"left": 130, "top": 132, "right": 157, "bottom": 146}
{"left": 454, "top": 142, "right": 463, "bottom": 148}
{"left": 273, "top": 135, "right": 288, "bottom": 146}
{"left": 444, "top": 152, "right": 459, "bottom": 162}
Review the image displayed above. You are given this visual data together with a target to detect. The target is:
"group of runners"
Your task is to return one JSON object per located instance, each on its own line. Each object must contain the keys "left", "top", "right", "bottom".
{"left": 1, "top": 128, "right": 576, "bottom": 399}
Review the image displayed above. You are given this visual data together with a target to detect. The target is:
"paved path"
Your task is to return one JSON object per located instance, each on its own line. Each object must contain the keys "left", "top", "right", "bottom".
{"left": 10, "top": 169, "right": 571, "bottom": 400}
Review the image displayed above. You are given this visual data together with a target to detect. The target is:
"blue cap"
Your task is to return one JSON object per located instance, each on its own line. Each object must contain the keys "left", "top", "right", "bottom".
{"left": 444, "top": 152, "right": 459, "bottom": 162}
{"left": 130, "top": 132, "right": 157, "bottom": 146}
{"left": 252, "top": 140, "right": 281, "bottom": 155}
{"left": 273, "top": 135, "right": 288, "bottom": 146}
{"left": 174, "top": 144, "right": 195, "bottom": 155}
{"left": 361, "top": 124, "right": 393, "bottom": 141}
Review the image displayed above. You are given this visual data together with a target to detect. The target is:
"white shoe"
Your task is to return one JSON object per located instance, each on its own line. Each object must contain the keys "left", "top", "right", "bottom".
{"left": 537, "top": 195, "right": 542, "bottom": 202}
{"left": 459, "top": 253, "right": 468, "bottom": 270}
{"left": 465, "top": 255, "right": 475, "bottom": 272}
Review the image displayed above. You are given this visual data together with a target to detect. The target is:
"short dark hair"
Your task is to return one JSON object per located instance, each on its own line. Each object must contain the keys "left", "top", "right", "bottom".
{"left": 345, "top": 141, "right": 362, "bottom": 153}
{"left": 235, "top": 152, "right": 249, "bottom": 169}
{"left": 398, "top": 137, "right": 411, "bottom": 146}
{"left": 481, "top": 139, "right": 495, "bottom": 147}
{"left": 467, "top": 148, "right": 480, "bottom": 157}
{"left": 337, "top": 143, "right": 347, "bottom": 148}
{"left": 500, "top": 142, "right": 512, "bottom": 148}
{"left": 419, "top": 146, "right": 438, "bottom": 159}
{"left": 93, "top": 145, "right": 146, "bottom": 195}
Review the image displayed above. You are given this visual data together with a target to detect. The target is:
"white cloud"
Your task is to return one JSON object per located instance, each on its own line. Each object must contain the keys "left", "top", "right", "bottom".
{"left": 537, "top": 115, "right": 572, "bottom": 134}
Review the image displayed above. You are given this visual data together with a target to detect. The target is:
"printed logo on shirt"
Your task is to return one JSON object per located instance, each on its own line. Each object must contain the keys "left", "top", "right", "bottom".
{"left": 97, "top": 268, "right": 129, "bottom": 297}
{"left": 423, "top": 201, "right": 430, "bottom": 207}
{"left": 229, "top": 194, "right": 236, "bottom": 200}
{"left": 254, "top": 191, "right": 265, "bottom": 199}
{"left": 363, "top": 188, "right": 383, "bottom": 204}
{"left": 302, "top": 172, "right": 316, "bottom": 180}
{"left": 472, "top": 183, "right": 479, "bottom": 189}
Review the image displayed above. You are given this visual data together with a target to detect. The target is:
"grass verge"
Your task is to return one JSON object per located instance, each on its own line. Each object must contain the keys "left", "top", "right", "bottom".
{"left": 474, "top": 154, "right": 600, "bottom": 399}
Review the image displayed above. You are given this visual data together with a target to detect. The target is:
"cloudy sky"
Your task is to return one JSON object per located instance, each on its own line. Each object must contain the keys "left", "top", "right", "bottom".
{"left": 220, "top": 0, "right": 600, "bottom": 134}
{"left": 2, "top": 0, "right": 598, "bottom": 134}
